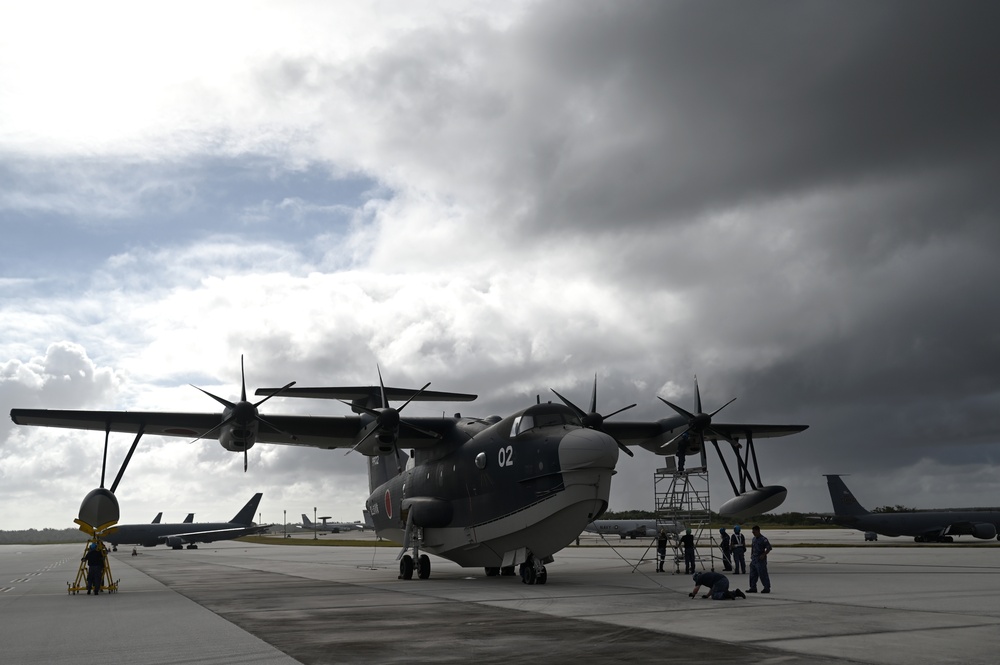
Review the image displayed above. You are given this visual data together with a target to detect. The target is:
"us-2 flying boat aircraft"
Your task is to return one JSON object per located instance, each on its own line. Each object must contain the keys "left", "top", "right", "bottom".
{"left": 10, "top": 365, "right": 806, "bottom": 584}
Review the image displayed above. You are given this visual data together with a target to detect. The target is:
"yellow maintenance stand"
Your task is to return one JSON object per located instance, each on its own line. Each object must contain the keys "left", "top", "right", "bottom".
{"left": 68, "top": 520, "right": 119, "bottom": 595}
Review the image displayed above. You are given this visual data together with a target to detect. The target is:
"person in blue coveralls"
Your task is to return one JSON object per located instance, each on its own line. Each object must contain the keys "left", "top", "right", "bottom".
{"left": 689, "top": 571, "right": 745, "bottom": 600}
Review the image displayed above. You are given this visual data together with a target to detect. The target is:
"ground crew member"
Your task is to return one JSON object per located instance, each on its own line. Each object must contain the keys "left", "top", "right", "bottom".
{"left": 719, "top": 527, "right": 732, "bottom": 571}
{"left": 689, "top": 571, "right": 745, "bottom": 600}
{"left": 82, "top": 542, "right": 104, "bottom": 595}
{"left": 679, "top": 528, "right": 696, "bottom": 574}
{"left": 731, "top": 525, "right": 747, "bottom": 574}
{"left": 748, "top": 525, "right": 772, "bottom": 593}
{"left": 656, "top": 528, "right": 668, "bottom": 572}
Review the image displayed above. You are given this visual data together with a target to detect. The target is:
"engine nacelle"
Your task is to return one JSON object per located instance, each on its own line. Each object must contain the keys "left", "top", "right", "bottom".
{"left": 166, "top": 536, "right": 185, "bottom": 549}
{"left": 219, "top": 428, "right": 256, "bottom": 453}
{"left": 972, "top": 523, "right": 997, "bottom": 540}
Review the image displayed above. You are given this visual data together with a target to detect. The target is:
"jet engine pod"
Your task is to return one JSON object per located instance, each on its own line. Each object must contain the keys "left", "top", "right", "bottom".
{"left": 972, "top": 523, "right": 997, "bottom": 540}
{"left": 78, "top": 488, "right": 120, "bottom": 531}
{"left": 718, "top": 485, "right": 787, "bottom": 520}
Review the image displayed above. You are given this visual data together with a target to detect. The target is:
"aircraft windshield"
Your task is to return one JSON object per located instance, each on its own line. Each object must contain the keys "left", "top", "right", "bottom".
{"left": 510, "top": 404, "right": 581, "bottom": 437}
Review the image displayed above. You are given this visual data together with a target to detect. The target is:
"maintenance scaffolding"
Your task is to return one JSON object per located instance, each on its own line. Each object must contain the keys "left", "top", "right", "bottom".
{"left": 654, "top": 449, "right": 717, "bottom": 574}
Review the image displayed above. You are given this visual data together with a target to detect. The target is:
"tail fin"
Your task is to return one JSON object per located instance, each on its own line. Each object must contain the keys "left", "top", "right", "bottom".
{"left": 301, "top": 513, "right": 314, "bottom": 527}
{"left": 824, "top": 475, "right": 870, "bottom": 517}
{"left": 368, "top": 449, "right": 409, "bottom": 494}
{"left": 151, "top": 512, "right": 162, "bottom": 524}
{"left": 183, "top": 513, "right": 194, "bottom": 523}
{"left": 231, "top": 493, "right": 263, "bottom": 525}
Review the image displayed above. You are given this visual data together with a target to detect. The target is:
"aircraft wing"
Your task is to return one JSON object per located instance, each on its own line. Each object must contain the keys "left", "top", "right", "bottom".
{"left": 161, "top": 525, "right": 264, "bottom": 543}
{"left": 9, "top": 409, "right": 458, "bottom": 450}
{"left": 606, "top": 421, "right": 808, "bottom": 449}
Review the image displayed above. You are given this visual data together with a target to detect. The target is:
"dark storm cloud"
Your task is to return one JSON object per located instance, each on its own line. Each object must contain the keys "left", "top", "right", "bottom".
{"left": 510, "top": 1, "right": 1000, "bottom": 228}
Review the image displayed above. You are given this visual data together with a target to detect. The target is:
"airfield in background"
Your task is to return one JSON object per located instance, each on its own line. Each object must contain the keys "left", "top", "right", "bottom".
{"left": 4, "top": 531, "right": 1000, "bottom": 665}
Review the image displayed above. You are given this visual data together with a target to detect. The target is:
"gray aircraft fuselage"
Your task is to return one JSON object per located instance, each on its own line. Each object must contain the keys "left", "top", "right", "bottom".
{"left": 825, "top": 474, "right": 1000, "bottom": 542}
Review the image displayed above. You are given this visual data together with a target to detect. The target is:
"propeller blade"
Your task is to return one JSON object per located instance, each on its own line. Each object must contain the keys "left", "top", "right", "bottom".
{"left": 589, "top": 374, "right": 598, "bottom": 414}
{"left": 255, "top": 414, "right": 298, "bottom": 441}
{"left": 399, "top": 420, "right": 442, "bottom": 440}
{"left": 603, "top": 403, "right": 637, "bottom": 419}
{"left": 617, "top": 440, "right": 635, "bottom": 457}
{"left": 396, "top": 382, "right": 432, "bottom": 413}
{"left": 190, "top": 385, "right": 236, "bottom": 410}
{"left": 659, "top": 427, "right": 692, "bottom": 450}
{"left": 694, "top": 375, "right": 702, "bottom": 414}
{"left": 253, "top": 381, "right": 296, "bottom": 408}
{"left": 708, "top": 397, "right": 737, "bottom": 418}
{"left": 188, "top": 414, "right": 235, "bottom": 445}
{"left": 244, "top": 446, "right": 248, "bottom": 473}
{"left": 550, "top": 388, "right": 586, "bottom": 418}
{"left": 657, "top": 396, "right": 695, "bottom": 420}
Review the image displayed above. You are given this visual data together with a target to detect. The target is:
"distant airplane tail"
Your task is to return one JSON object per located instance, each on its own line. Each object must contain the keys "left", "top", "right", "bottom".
{"left": 825, "top": 475, "right": 870, "bottom": 517}
{"left": 301, "top": 513, "right": 314, "bottom": 527}
{"left": 231, "top": 492, "right": 263, "bottom": 525}
{"left": 151, "top": 512, "right": 162, "bottom": 524}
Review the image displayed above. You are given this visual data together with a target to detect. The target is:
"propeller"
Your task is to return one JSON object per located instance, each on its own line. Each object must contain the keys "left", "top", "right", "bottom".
{"left": 550, "top": 374, "right": 636, "bottom": 457}
{"left": 343, "top": 365, "right": 442, "bottom": 458}
{"left": 657, "top": 376, "right": 738, "bottom": 451}
{"left": 190, "top": 355, "right": 297, "bottom": 471}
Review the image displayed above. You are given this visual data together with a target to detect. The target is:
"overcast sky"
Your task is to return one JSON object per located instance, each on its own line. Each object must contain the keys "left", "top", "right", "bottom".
{"left": 3, "top": 1, "right": 999, "bottom": 530}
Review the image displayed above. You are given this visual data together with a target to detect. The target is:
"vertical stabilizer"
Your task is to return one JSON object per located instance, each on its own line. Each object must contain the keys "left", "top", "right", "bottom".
{"left": 368, "top": 450, "right": 409, "bottom": 494}
{"left": 151, "top": 512, "right": 162, "bottom": 524}
{"left": 301, "top": 513, "right": 314, "bottom": 527}
{"left": 231, "top": 492, "right": 263, "bottom": 525}
{"left": 825, "top": 475, "right": 870, "bottom": 517}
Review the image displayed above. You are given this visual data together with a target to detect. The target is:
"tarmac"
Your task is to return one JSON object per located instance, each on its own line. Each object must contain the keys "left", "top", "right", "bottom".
{"left": 2, "top": 528, "right": 999, "bottom": 664}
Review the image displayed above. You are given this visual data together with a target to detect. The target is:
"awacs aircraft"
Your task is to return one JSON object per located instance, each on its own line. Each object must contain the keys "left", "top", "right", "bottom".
{"left": 825, "top": 475, "right": 1000, "bottom": 543}
{"left": 300, "top": 513, "right": 363, "bottom": 533}
{"left": 10, "top": 366, "right": 806, "bottom": 583}
{"left": 104, "top": 493, "right": 265, "bottom": 551}
{"left": 583, "top": 519, "right": 683, "bottom": 539}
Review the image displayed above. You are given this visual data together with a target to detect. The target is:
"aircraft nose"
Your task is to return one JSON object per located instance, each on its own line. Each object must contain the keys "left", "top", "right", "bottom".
{"left": 559, "top": 428, "right": 620, "bottom": 471}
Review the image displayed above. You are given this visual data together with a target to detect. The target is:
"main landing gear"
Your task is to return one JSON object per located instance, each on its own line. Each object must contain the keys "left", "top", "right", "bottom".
{"left": 399, "top": 553, "right": 431, "bottom": 580}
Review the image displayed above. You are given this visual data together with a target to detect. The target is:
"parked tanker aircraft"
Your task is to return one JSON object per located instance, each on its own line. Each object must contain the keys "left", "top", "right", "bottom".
{"left": 10, "top": 364, "right": 806, "bottom": 583}
{"left": 104, "top": 493, "right": 265, "bottom": 551}
{"left": 825, "top": 475, "right": 1000, "bottom": 543}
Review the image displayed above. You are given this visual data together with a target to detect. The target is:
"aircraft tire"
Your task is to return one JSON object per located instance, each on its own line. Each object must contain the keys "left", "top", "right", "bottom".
{"left": 485, "top": 567, "right": 500, "bottom": 577}
{"left": 400, "top": 555, "right": 414, "bottom": 580}
{"left": 537, "top": 567, "right": 547, "bottom": 585}
{"left": 418, "top": 554, "right": 431, "bottom": 579}
{"left": 521, "top": 563, "right": 537, "bottom": 585}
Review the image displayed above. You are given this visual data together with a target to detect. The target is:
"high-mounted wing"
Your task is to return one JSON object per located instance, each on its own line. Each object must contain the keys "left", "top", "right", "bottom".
{"left": 9, "top": 409, "right": 461, "bottom": 450}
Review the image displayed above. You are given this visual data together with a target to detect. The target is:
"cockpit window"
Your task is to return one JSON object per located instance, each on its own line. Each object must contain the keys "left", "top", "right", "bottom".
{"left": 509, "top": 404, "right": 581, "bottom": 437}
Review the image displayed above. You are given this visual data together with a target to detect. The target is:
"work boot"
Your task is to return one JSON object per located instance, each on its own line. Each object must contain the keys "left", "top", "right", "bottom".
{"left": 734, "top": 589, "right": 746, "bottom": 599}
{"left": 747, "top": 588, "right": 757, "bottom": 593}
{"left": 761, "top": 589, "right": 770, "bottom": 594}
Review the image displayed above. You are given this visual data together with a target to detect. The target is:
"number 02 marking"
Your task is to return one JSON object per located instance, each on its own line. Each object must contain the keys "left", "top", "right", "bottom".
{"left": 498, "top": 445, "right": 514, "bottom": 467}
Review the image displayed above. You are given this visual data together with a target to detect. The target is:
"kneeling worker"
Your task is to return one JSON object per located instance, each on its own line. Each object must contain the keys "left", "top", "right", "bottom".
{"left": 689, "top": 571, "right": 746, "bottom": 600}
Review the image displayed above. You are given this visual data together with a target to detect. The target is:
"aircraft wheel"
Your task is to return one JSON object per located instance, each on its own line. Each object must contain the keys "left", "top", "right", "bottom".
{"left": 521, "top": 563, "right": 537, "bottom": 585}
{"left": 500, "top": 566, "right": 516, "bottom": 576}
{"left": 399, "top": 555, "right": 414, "bottom": 580}
{"left": 485, "top": 567, "right": 500, "bottom": 577}
{"left": 418, "top": 554, "right": 431, "bottom": 580}
{"left": 537, "top": 566, "right": 547, "bottom": 585}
